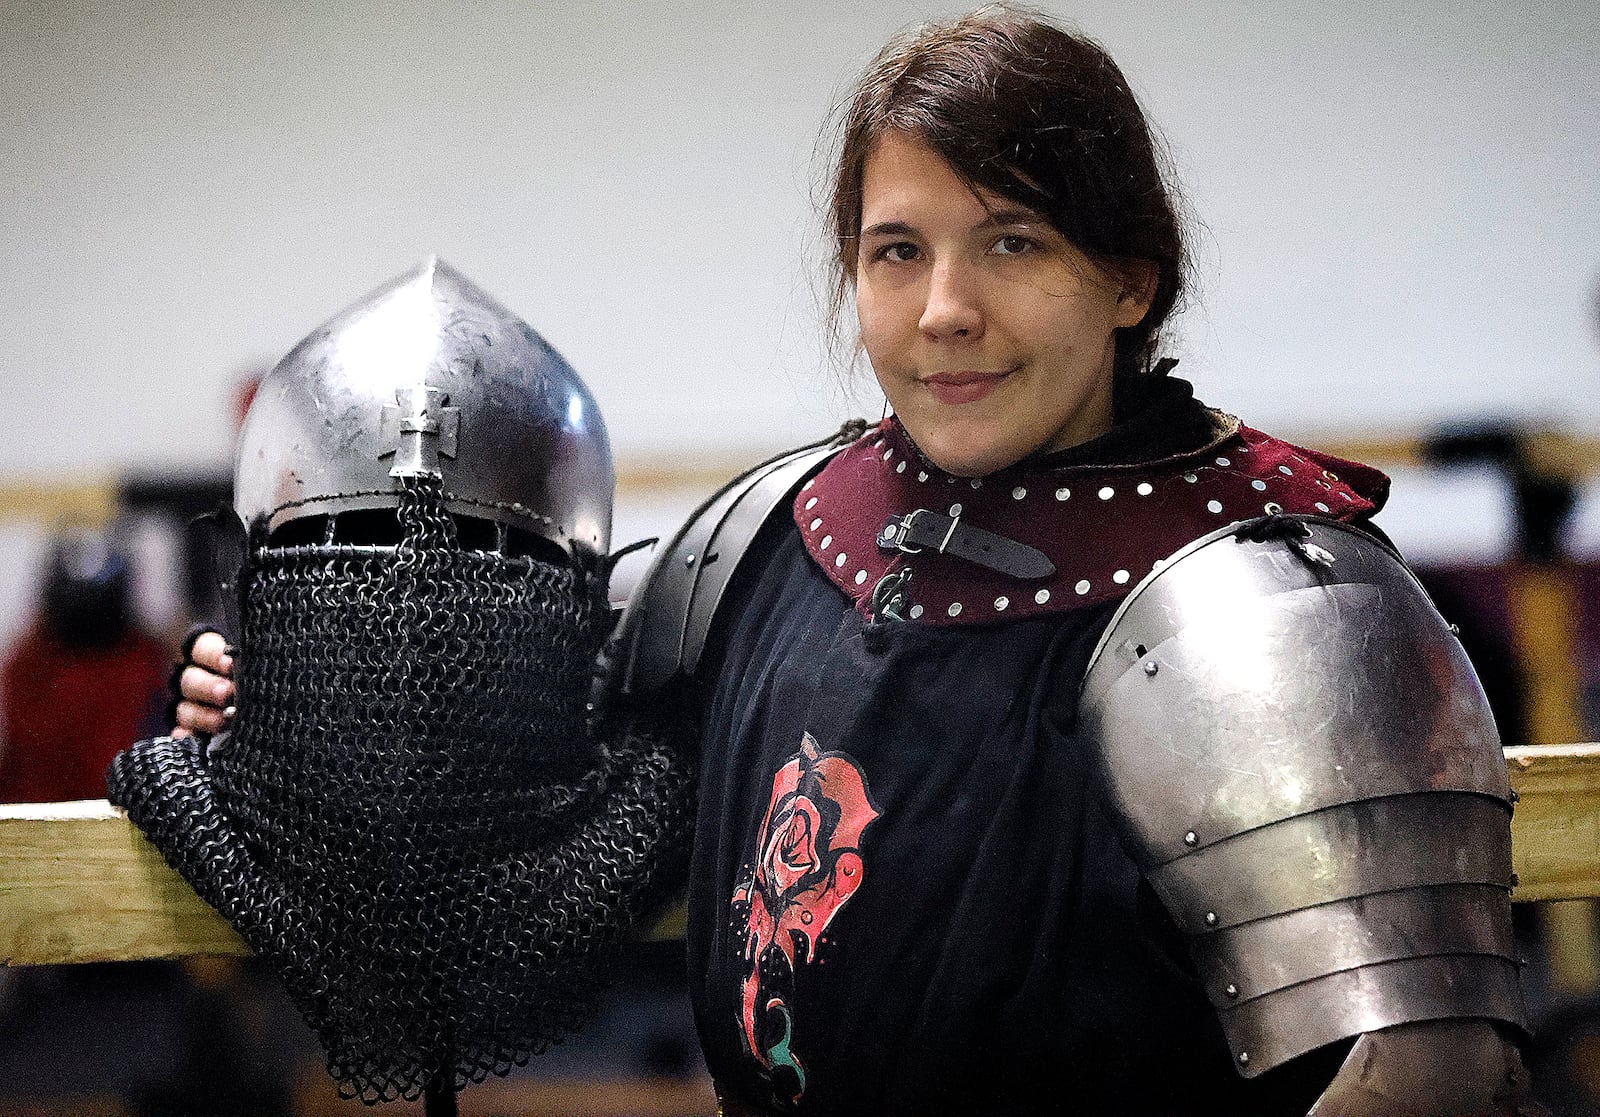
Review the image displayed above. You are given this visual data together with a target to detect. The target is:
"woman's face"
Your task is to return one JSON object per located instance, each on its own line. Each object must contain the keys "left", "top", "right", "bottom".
{"left": 855, "top": 132, "right": 1152, "bottom": 478}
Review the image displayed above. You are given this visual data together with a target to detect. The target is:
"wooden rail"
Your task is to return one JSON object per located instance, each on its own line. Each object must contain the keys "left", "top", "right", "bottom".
{"left": 1, "top": 742, "right": 1597, "bottom": 966}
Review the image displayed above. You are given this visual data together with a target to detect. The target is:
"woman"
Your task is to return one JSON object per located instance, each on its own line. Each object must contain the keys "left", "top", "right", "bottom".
{"left": 171, "top": 7, "right": 1534, "bottom": 1114}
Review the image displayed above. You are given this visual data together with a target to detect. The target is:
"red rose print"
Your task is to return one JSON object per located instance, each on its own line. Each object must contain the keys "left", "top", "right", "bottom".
{"left": 731, "top": 733, "right": 880, "bottom": 1104}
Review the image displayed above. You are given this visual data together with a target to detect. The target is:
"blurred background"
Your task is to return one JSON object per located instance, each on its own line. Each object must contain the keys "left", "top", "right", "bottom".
{"left": 1, "top": 0, "right": 1598, "bottom": 1113}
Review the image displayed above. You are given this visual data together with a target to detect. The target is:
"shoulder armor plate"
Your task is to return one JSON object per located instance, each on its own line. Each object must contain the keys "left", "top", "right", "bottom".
{"left": 607, "top": 438, "right": 845, "bottom": 702}
{"left": 1080, "top": 516, "right": 1525, "bottom": 1076}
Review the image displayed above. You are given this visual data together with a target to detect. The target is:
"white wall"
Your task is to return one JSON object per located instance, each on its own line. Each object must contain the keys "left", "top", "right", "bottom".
{"left": 4, "top": 0, "right": 1598, "bottom": 483}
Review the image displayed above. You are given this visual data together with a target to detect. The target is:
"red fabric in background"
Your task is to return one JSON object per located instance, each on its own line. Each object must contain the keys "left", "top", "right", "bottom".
{"left": 0, "top": 622, "right": 168, "bottom": 804}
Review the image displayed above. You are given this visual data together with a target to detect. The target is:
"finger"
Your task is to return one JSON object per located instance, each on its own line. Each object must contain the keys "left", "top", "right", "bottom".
{"left": 181, "top": 665, "right": 235, "bottom": 706}
{"left": 177, "top": 699, "right": 230, "bottom": 736}
{"left": 172, "top": 726, "right": 192, "bottom": 739}
{"left": 191, "top": 631, "right": 234, "bottom": 677}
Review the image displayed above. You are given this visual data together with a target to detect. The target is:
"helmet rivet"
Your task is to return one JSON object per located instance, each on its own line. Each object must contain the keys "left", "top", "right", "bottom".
{"left": 1143, "top": 661, "right": 1159, "bottom": 677}
{"left": 1183, "top": 831, "right": 1198, "bottom": 847}
{"left": 1237, "top": 1051, "right": 1250, "bottom": 1067}
{"left": 1224, "top": 983, "right": 1239, "bottom": 999}
{"left": 1204, "top": 911, "right": 1219, "bottom": 928}
{"left": 685, "top": 553, "right": 696, "bottom": 567}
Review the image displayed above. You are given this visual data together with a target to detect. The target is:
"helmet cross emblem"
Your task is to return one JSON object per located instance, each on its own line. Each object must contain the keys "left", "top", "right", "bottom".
{"left": 379, "top": 385, "right": 461, "bottom": 479}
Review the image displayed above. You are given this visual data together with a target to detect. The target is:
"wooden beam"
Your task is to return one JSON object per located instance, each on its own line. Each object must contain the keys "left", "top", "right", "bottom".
{"left": 1, "top": 746, "right": 1597, "bottom": 965}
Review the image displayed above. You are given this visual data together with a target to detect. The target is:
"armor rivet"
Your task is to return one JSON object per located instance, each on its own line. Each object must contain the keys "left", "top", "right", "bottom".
{"left": 685, "top": 553, "right": 696, "bottom": 567}
{"left": 805, "top": 496, "right": 818, "bottom": 510}
{"left": 1509, "top": 789, "right": 1520, "bottom": 804}
{"left": 1225, "top": 983, "right": 1239, "bottom": 999}
{"left": 1037, "top": 588, "right": 1053, "bottom": 604}
{"left": 949, "top": 503, "right": 963, "bottom": 516}
{"left": 910, "top": 604, "right": 924, "bottom": 619}
{"left": 1207, "top": 500, "right": 1223, "bottom": 514}
{"left": 1340, "top": 491, "right": 1353, "bottom": 501}
{"left": 1448, "top": 623, "right": 1461, "bottom": 636}
{"left": 896, "top": 461, "right": 907, "bottom": 474}
{"left": 855, "top": 570, "right": 868, "bottom": 585}
{"left": 1113, "top": 569, "right": 1130, "bottom": 585}
{"left": 1323, "top": 469, "right": 1339, "bottom": 481}
{"left": 1073, "top": 580, "right": 1089, "bottom": 596}
{"left": 1237, "top": 1051, "right": 1249, "bottom": 1067}
{"left": 1183, "top": 472, "right": 1198, "bottom": 483}
{"left": 1204, "top": 911, "right": 1219, "bottom": 927}
{"left": 1251, "top": 479, "right": 1267, "bottom": 491}
{"left": 917, "top": 471, "right": 929, "bottom": 482}
{"left": 995, "top": 596, "right": 1009, "bottom": 611}
{"left": 948, "top": 601, "right": 963, "bottom": 617}
{"left": 812, "top": 517, "right": 823, "bottom": 531}
{"left": 1183, "top": 830, "right": 1198, "bottom": 846}
{"left": 835, "top": 552, "right": 848, "bottom": 567}
{"left": 1215, "top": 456, "right": 1231, "bottom": 467}
{"left": 1264, "top": 502, "right": 1283, "bottom": 515}
{"left": 1012, "top": 486, "right": 1027, "bottom": 500}
{"left": 1279, "top": 465, "right": 1293, "bottom": 475}
{"left": 1315, "top": 501, "right": 1330, "bottom": 513}
{"left": 821, "top": 535, "right": 833, "bottom": 549}
{"left": 883, "top": 449, "right": 893, "bottom": 462}
{"left": 1144, "top": 661, "right": 1159, "bottom": 677}
{"left": 1137, "top": 482, "right": 1154, "bottom": 496}
{"left": 971, "top": 478, "right": 982, "bottom": 489}
{"left": 1055, "top": 487, "right": 1071, "bottom": 501}
{"left": 1098, "top": 486, "right": 1115, "bottom": 500}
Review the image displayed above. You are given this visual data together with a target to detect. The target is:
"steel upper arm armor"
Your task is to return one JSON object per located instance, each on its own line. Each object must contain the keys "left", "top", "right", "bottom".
{"left": 1079, "top": 516, "right": 1526, "bottom": 1077}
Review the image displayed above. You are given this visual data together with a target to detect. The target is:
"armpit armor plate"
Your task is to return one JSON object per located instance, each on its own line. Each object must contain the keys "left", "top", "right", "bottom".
{"left": 1079, "top": 516, "right": 1525, "bottom": 1077}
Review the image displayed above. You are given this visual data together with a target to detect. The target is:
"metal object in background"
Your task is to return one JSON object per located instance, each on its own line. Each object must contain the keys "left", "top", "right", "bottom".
{"left": 1081, "top": 517, "right": 1523, "bottom": 1076}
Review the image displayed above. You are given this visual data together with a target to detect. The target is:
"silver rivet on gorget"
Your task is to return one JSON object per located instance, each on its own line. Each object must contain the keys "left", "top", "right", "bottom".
{"left": 1037, "top": 588, "right": 1053, "bottom": 604}
{"left": 1449, "top": 623, "right": 1461, "bottom": 636}
{"left": 1098, "top": 486, "right": 1114, "bottom": 500}
{"left": 909, "top": 604, "right": 924, "bottom": 619}
{"left": 1137, "top": 482, "right": 1153, "bottom": 496}
{"left": 1237, "top": 1052, "right": 1250, "bottom": 1067}
{"left": 1279, "top": 465, "right": 1293, "bottom": 475}
{"left": 1012, "top": 486, "right": 1027, "bottom": 500}
{"left": 896, "top": 461, "right": 907, "bottom": 474}
{"left": 821, "top": 534, "right": 833, "bottom": 549}
{"left": 1074, "top": 580, "right": 1090, "bottom": 596}
{"left": 1144, "top": 661, "right": 1160, "bottom": 677}
{"left": 1113, "top": 569, "right": 1130, "bottom": 584}
{"left": 1225, "top": 983, "right": 1239, "bottom": 999}
{"left": 949, "top": 503, "right": 963, "bottom": 516}
{"left": 1055, "top": 487, "right": 1071, "bottom": 500}
{"left": 1207, "top": 500, "right": 1223, "bottom": 514}
{"left": 883, "top": 448, "right": 893, "bottom": 461}
{"left": 803, "top": 478, "right": 815, "bottom": 490}
{"left": 970, "top": 478, "right": 982, "bottom": 489}
{"left": 806, "top": 496, "right": 818, "bottom": 509}
{"left": 917, "top": 471, "right": 929, "bottom": 482}
{"left": 835, "top": 552, "right": 847, "bottom": 567}
{"left": 1264, "top": 502, "right": 1283, "bottom": 514}
{"left": 1340, "top": 491, "right": 1353, "bottom": 501}
{"left": 1204, "top": 911, "right": 1219, "bottom": 927}
{"left": 1251, "top": 479, "right": 1266, "bottom": 491}
{"left": 1184, "top": 472, "right": 1198, "bottom": 483}
{"left": 995, "top": 596, "right": 1009, "bottom": 611}
{"left": 1183, "top": 830, "right": 1198, "bottom": 846}
{"left": 1216, "top": 456, "right": 1231, "bottom": 467}
{"left": 810, "top": 517, "right": 822, "bottom": 530}
{"left": 855, "top": 570, "right": 868, "bottom": 585}
{"left": 948, "top": 601, "right": 963, "bottom": 617}
{"left": 1315, "top": 501, "right": 1330, "bottom": 513}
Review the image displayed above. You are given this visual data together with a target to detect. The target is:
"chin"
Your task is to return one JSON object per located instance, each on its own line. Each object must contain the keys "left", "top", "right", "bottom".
{"left": 903, "top": 420, "right": 1029, "bottom": 479}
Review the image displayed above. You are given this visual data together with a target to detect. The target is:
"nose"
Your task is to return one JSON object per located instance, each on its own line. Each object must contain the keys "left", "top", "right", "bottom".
{"left": 918, "top": 258, "right": 984, "bottom": 341}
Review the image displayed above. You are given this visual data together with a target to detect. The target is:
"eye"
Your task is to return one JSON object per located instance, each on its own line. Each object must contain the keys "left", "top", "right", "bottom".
{"left": 991, "top": 234, "right": 1039, "bottom": 257}
{"left": 871, "top": 241, "right": 920, "bottom": 264}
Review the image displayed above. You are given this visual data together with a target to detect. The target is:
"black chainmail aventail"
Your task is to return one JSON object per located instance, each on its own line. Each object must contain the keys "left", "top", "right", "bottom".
{"left": 108, "top": 476, "right": 696, "bottom": 1103}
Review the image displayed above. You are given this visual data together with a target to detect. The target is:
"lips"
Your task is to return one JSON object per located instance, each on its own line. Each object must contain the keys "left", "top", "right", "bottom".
{"left": 921, "top": 367, "right": 1015, "bottom": 406}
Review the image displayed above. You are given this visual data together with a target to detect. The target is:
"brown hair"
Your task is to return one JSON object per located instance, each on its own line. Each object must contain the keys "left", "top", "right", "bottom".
{"left": 828, "top": 4, "right": 1187, "bottom": 380}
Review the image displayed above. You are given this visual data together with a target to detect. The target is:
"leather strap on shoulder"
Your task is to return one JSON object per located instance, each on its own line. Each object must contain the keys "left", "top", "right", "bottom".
{"left": 604, "top": 434, "right": 849, "bottom": 704}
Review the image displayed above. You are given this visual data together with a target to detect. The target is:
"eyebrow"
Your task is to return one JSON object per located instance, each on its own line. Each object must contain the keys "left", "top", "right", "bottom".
{"left": 859, "top": 208, "right": 1049, "bottom": 239}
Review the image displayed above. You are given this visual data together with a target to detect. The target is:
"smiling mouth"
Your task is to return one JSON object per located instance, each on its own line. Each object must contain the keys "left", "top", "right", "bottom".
{"left": 921, "top": 367, "right": 1016, "bottom": 406}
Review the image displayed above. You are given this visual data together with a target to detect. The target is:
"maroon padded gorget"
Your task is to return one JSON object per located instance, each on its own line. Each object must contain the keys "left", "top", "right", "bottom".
{"left": 793, "top": 414, "right": 1389, "bottom": 626}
